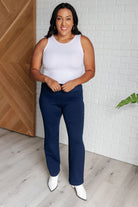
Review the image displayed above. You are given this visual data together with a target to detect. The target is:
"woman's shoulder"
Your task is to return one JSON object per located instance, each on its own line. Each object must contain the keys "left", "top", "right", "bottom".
{"left": 35, "top": 37, "right": 48, "bottom": 51}
{"left": 80, "top": 34, "right": 94, "bottom": 51}
{"left": 80, "top": 35, "right": 93, "bottom": 45}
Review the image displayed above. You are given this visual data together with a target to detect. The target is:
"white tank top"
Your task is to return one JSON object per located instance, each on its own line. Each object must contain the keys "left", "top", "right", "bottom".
{"left": 42, "top": 34, "right": 85, "bottom": 84}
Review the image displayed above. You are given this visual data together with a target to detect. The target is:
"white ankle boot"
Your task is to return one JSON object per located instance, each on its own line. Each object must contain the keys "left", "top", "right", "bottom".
{"left": 48, "top": 174, "right": 59, "bottom": 191}
{"left": 72, "top": 184, "right": 87, "bottom": 201}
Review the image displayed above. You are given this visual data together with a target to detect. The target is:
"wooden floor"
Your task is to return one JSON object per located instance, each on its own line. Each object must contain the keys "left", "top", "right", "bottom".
{"left": 0, "top": 128, "right": 138, "bottom": 207}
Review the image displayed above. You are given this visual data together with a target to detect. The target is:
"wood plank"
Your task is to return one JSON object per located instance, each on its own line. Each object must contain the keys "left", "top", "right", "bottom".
{"left": 0, "top": 128, "right": 138, "bottom": 207}
{"left": 0, "top": 0, "right": 36, "bottom": 136}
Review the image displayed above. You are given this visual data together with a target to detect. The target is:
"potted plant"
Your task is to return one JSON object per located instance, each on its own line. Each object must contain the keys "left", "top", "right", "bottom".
{"left": 116, "top": 93, "right": 138, "bottom": 108}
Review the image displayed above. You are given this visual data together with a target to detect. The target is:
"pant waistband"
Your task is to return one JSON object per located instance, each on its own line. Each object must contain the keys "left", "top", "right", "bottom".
{"left": 42, "top": 82, "right": 82, "bottom": 92}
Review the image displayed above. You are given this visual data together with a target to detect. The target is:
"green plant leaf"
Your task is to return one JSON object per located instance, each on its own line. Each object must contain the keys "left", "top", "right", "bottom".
{"left": 130, "top": 93, "right": 137, "bottom": 103}
{"left": 116, "top": 93, "right": 138, "bottom": 108}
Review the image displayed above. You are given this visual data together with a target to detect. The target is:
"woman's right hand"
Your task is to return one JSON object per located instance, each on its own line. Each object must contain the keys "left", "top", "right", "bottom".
{"left": 45, "top": 77, "right": 61, "bottom": 92}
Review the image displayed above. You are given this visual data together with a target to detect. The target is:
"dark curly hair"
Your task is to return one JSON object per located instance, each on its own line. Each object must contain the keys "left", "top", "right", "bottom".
{"left": 45, "top": 2, "right": 82, "bottom": 38}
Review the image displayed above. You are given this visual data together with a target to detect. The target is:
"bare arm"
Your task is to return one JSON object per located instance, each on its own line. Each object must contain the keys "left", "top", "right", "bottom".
{"left": 30, "top": 38, "right": 48, "bottom": 82}
{"left": 61, "top": 35, "right": 95, "bottom": 92}
{"left": 30, "top": 38, "right": 61, "bottom": 91}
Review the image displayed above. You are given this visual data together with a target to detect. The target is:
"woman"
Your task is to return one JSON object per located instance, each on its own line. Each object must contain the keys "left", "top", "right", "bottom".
{"left": 30, "top": 2, "right": 95, "bottom": 201}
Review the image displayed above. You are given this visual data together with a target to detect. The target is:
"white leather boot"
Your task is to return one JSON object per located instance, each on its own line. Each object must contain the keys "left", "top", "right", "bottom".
{"left": 72, "top": 184, "right": 87, "bottom": 201}
{"left": 48, "top": 174, "right": 59, "bottom": 192}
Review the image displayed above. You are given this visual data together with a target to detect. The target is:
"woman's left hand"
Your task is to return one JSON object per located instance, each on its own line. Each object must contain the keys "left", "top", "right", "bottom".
{"left": 61, "top": 80, "right": 78, "bottom": 92}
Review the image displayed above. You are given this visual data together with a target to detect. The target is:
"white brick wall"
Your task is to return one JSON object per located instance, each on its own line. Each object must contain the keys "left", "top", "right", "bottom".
{"left": 36, "top": 0, "right": 138, "bottom": 165}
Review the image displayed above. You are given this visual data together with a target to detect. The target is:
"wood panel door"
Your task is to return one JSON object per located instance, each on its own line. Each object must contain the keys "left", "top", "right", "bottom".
{"left": 0, "top": 0, "right": 36, "bottom": 136}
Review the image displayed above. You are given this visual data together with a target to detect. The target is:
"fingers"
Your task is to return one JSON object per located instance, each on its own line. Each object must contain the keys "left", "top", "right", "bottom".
{"left": 47, "top": 80, "right": 75, "bottom": 92}
{"left": 61, "top": 83, "right": 74, "bottom": 92}
{"left": 46, "top": 78, "right": 62, "bottom": 92}
{"left": 52, "top": 88, "right": 60, "bottom": 92}
{"left": 51, "top": 84, "right": 61, "bottom": 92}
{"left": 61, "top": 84, "right": 68, "bottom": 91}
{"left": 61, "top": 86, "right": 68, "bottom": 92}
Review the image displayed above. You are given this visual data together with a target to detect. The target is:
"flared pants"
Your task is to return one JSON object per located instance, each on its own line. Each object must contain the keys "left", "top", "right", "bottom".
{"left": 39, "top": 82, "right": 85, "bottom": 185}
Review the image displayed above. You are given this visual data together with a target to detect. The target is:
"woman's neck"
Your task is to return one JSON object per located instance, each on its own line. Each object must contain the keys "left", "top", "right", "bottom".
{"left": 54, "top": 33, "right": 75, "bottom": 43}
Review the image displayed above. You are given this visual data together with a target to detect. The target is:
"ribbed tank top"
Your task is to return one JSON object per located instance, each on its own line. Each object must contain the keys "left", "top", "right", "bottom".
{"left": 42, "top": 34, "right": 85, "bottom": 84}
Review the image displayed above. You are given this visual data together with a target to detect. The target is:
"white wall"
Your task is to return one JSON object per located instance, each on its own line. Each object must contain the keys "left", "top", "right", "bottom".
{"left": 36, "top": 0, "right": 138, "bottom": 166}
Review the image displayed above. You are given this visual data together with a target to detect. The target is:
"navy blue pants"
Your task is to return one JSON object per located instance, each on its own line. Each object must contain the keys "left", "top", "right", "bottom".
{"left": 39, "top": 82, "right": 85, "bottom": 185}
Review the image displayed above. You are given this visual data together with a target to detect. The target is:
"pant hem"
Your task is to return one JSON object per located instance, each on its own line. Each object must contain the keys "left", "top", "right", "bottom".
{"left": 49, "top": 170, "right": 60, "bottom": 177}
{"left": 69, "top": 180, "right": 84, "bottom": 186}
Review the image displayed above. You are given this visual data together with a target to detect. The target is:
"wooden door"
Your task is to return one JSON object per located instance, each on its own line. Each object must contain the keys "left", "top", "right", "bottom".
{"left": 0, "top": 0, "right": 36, "bottom": 136}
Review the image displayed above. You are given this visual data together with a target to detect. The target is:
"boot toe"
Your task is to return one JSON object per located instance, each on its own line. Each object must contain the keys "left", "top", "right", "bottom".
{"left": 48, "top": 175, "right": 59, "bottom": 192}
{"left": 72, "top": 184, "right": 87, "bottom": 201}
